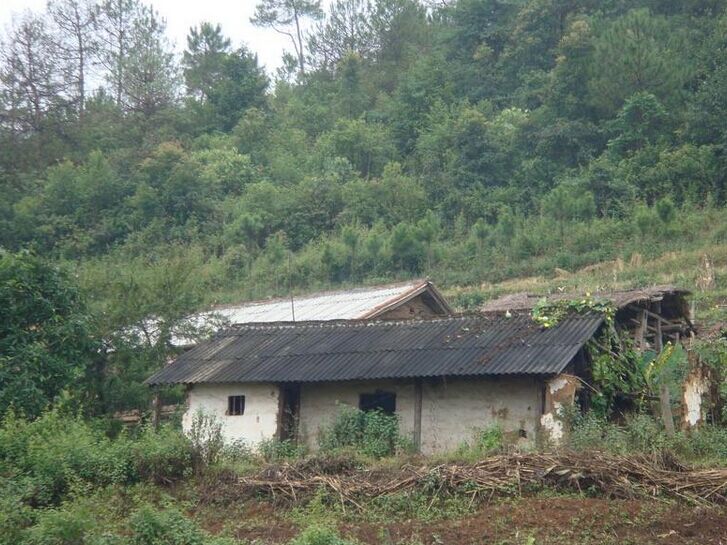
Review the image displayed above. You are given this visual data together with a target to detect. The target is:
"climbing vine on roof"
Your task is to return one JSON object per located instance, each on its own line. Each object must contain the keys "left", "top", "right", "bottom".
{"left": 532, "top": 295, "right": 630, "bottom": 416}
{"left": 531, "top": 294, "right": 615, "bottom": 328}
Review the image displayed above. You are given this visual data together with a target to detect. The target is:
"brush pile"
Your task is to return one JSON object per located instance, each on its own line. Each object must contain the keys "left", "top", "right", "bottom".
{"left": 238, "top": 452, "right": 727, "bottom": 507}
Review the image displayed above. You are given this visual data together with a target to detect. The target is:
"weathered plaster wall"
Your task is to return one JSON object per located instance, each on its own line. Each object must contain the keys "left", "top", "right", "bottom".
{"left": 298, "top": 380, "right": 416, "bottom": 450}
{"left": 682, "top": 363, "right": 709, "bottom": 429}
{"left": 540, "top": 374, "right": 580, "bottom": 443}
{"left": 419, "top": 377, "right": 541, "bottom": 453}
{"left": 182, "top": 383, "right": 280, "bottom": 445}
{"left": 185, "top": 377, "right": 544, "bottom": 453}
{"left": 298, "top": 377, "right": 542, "bottom": 454}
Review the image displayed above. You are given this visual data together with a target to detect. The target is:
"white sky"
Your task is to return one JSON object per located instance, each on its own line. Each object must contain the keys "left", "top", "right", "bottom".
{"left": 0, "top": 0, "right": 330, "bottom": 73}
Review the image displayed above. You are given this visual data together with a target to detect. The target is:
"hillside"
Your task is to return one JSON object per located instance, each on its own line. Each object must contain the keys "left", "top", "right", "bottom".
{"left": 1, "top": 0, "right": 726, "bottom": 304}
{"left": 1, "top": 1, "right": 726, "bottom": 543}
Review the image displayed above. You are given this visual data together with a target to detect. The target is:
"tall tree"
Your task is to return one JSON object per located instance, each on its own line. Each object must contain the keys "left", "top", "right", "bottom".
{"left": 0, "top": 13, "right": 62, "bottom": 132}
{"left": 95, "top": 0, "right": 141, "bottom": 107}
{"left": 47, "top": 0, "right": 98, "bottom": 119}
{"left": 182, "top": 22, "right": 231, "bottom": 101}
{"left": 183, "top": 24, "right": 268, "bottom": 132}
{"left": 308, "top": 0, "right": 375, "bottom": 70}
{"left": 120, "top": 6, "right": 178, "bottom": 116}
{"left": 589, "top": 8, "right": 691, "bottom": 116}
{"left": 0, "top": 250, "right": 96, "bottom": 419}
{"left": 251, "top": 0, "right": 323, "bottom": 76}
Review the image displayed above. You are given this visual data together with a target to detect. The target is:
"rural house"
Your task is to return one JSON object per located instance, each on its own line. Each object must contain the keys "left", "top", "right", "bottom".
{"left": 146, "top": 285, "right": 702, "bottom": 453}
{"left": 147, "top": 313, "right": 605, "bottom": 453}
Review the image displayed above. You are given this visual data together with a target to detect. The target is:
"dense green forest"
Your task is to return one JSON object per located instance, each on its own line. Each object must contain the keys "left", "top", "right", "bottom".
{"left": 1, "top": 2, "right": 727, "bottom": 543}
{"left": 1, "top": 0, "right": 727, "bottom": 416}
{"left": 2, "top": 0, "right": 727, "bottom": 289}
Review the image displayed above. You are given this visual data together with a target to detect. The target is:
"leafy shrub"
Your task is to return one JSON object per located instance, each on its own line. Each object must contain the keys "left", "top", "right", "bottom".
{"left": 622, "top": 413, "right": 673, "bottom": 455}
{"left": 187, "top": 411, "right": 224, "bottom": 470}
{"left": 290, "top": 525, "right": 355, "bottom": 545}
{"left": 0, "top": 480, "right": 33, "bottom": 545}
{"left": 129, "top": 505, "right": 204, "bottom": 545}
{"left": 564, "top": 411, "right": 727, "bottom": 463}
{"left": 456, "top": 426, "right": 504, "bottom": 459}
{"left": 318, "top": 406, "right": 404, "bottom": 458}
{"left": 682, "top": 426, "right": 727, "bottom": 463}
{"left": 564, "top": 410, "right": 627, "bottom": 453}
{"left": 0, "top": 412, "right": 196, "bottom": 509}
{"left": 24, "top": 504, "right": 95, "bottom": 545}
{"left": 0, "top": 411, "right": 133, "bottom": 506}
{"left": 258, "top": 438, "right": 307, "bottom": 462}
{"left": 131, "top": 425, "right": 193, "bottom": 485}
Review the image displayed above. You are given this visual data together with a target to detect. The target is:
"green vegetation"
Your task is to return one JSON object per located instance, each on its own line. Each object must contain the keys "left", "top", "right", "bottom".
{"left": 1, "top": 0, "right": 726, "bottom": 301}
{"left": 318, "top": 406, "right": 408, "bottom": 458}
{"left": 2, "top": 0, "right": 727, "bottom": 415}
{"left": 1, "top": 0, "right": 727, "bottom": 542}
{"left": 0, "top": 251, "right": 97, "bottom": 418}
{"left": 564, "top": 410, "right": 727, "bottom": 465}
{"left": 2, "top": 409, "right": 726, "bottom": 544}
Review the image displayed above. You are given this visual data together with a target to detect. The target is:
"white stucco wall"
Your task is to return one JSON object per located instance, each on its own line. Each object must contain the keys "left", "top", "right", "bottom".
{"left": 183, "top": 377, "right": 543, "bottom": 454}
{"left": 298, "top": 377, "right": 542, "bottom": 454}
{"left": 297, "top": 380, "right": 416, "bottom": 450}
{"left": 182, "top": 383, "right": 279, "bottom": 446}
{"left": 419, "top": 377, "right": 542, "bottom": 454}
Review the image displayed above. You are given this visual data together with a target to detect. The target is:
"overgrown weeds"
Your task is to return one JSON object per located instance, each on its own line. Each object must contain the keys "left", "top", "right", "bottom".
{"left": 318, "top": 406, "right": 411, "bottom": 458}
{"left": 564, "top": 410, "right": 727, "bottom": 465}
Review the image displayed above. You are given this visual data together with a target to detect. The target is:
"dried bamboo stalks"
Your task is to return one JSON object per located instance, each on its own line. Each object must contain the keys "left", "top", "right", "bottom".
{"left": 238, "top": 452, "right": 727, "bottom": 507}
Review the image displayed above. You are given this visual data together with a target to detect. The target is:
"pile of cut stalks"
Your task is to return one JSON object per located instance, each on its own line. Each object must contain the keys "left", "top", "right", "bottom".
{"left": 238, "top": 452, "right": 727, "bottom": 509}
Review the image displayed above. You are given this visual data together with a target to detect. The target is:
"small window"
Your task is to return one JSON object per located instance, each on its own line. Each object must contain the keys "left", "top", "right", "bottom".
{"left": 359, "top": 391, "right": 396, "bottom": 415}
{"left": 227, "top": 395, "right": 245, "bottom": 416}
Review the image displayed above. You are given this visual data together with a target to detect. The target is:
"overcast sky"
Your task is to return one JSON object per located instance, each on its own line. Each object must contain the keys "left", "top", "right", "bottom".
{"left": 0, "top": 0, "right": 330, "bottom": 73}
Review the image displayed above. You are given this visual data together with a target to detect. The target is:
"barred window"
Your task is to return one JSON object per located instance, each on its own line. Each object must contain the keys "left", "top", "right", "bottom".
{"left": 227, "top": 395, "right": 245, "bottom": 416}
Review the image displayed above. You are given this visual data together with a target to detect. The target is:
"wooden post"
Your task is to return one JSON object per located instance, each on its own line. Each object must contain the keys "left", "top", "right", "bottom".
{"left": 654, "top": 302, "right": 663, "bottom": 353}
{"left": 413, "top": 379, "right": 423, "bottom": 452}
{"left": 659, "top": 383, "right": 675, "bottom": 435}
{"left": 151, "top": 390, "right": 161, "bottom": 430}
{"left": 636, "top": 309, "right": 647, "bottom": 352}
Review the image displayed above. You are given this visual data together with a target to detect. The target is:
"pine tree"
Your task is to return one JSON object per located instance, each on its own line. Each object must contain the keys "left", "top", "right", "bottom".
{"left": 251, "top": 0, "right": 324, "bottom": 76}
{"left": 47, "top": 0, "right": 98, "bottom": 119}
{"left": 182, "top": 22, "right": 231, "bottom": 101}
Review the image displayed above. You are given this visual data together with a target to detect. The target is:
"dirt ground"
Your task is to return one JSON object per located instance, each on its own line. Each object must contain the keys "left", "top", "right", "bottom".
{"left": 203, "top": 497, "right": 727, "bottom": 545}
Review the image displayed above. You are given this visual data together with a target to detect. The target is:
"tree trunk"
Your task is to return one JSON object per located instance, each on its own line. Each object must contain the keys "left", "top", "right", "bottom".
{"left": 293, "top": 9, "right": 306, "bottom": 75}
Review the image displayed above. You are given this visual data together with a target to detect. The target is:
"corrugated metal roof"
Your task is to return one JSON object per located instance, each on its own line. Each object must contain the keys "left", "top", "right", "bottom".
{"left": 159, "top": 280, "right": 451, "bottom": 347}
{"left": 146, "top": 313, "right": 604, "bottom": 385}
{"left": 205, "top": 279, "right": 449, "bottom": 323}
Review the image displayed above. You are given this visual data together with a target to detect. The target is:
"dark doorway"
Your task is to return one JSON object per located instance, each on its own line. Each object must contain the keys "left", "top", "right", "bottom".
{"left": 280, "top": 384, "right": 301, "bottom": 442}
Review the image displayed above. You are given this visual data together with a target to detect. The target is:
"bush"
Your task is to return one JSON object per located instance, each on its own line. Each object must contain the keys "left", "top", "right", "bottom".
{"left": 565, "top": 411, "right": 727, "bottom": 464}
{"left": 24, "top": 504, "right": 95, "bottom": 545}
{"left": 131, "top": 425, "right": 193, "bottom": 485}
{"left": 682, "top": 426, "right": 727, "bottom": 463}
{"left": 290, "top": 525, "right": 355, "bottom": 545}
{"left": 187, "top": 411, "right": 224, "bottom": 470}
{"left": 0, "top": 480, "right": 33, "bottom": 545}
{"left": 0, "top": 411, "right": 133, "bottom": 506}
{"left": 456, "top": 426, "right": 504, "bottom": 459}
{"left": 129, "top": 505, "right": 204, "bottom": 545}
{"left": 318, "top": 406, "right": 405, "bottom": 458}
{"left": 0, "top": 412, "right": 196, "bottom": 508}
{"left": 258, "top": 439, "right": 307, "bottom": 462}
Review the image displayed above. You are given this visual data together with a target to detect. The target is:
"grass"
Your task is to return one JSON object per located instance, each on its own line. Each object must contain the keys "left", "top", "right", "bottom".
{"left": 444, "top": 241, "right": 727, "bottom": 328}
